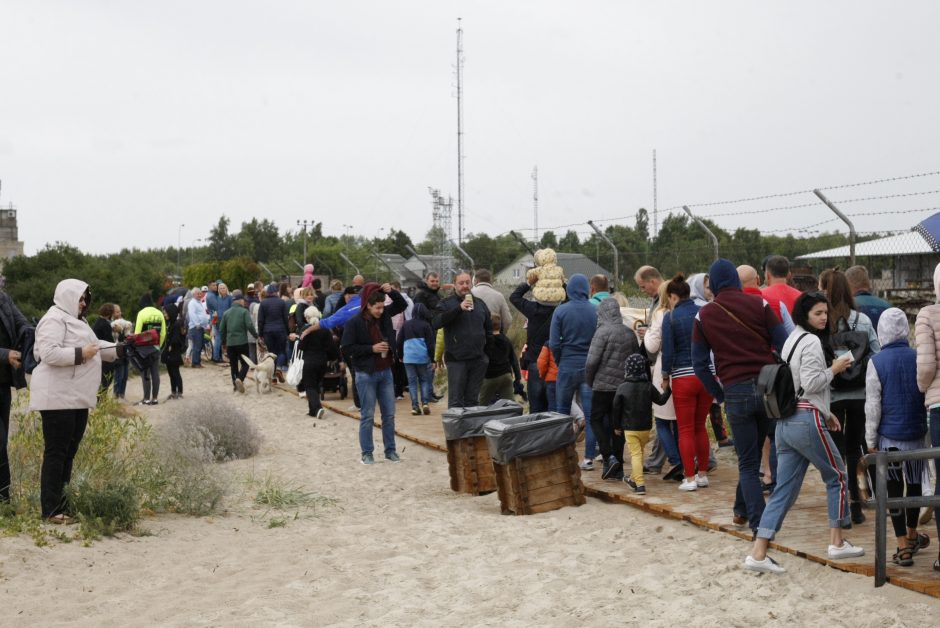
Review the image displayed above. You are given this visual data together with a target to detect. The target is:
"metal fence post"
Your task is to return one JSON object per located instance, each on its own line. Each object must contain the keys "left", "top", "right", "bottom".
{"left": 682, "top": 206, "right": 720, "bottom": 261}
{"left": 338, "top": 252, "right": 360, "bottom": 278}
{"left": 874, "top": 455, "right": 888, "bottom": 587}
{"left": 449, "top": 239, "right": 474, "bottom": 271}
{"left": 587, "top": 220, "right": 619, "bottom": 288}
{"left": 813, "top": 189, "right": 856, "bottom": 266}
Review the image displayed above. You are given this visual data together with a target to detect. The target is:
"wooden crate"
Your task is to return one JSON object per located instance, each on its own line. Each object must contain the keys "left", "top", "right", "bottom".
{"left": 493, "top": 443, "right": 585, "bottom": 515}
{"left": 446, "top": 436, "right": 497, "bottom": 495}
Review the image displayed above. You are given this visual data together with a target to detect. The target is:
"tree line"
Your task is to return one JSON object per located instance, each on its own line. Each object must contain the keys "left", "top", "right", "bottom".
{"left": 3, "top": 211, "right": 866, "bottom": 322}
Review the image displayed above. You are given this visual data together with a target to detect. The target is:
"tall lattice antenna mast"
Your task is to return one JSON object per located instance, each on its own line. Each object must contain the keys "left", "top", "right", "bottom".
{"left": 532, "top": 166, "right": 539, "bottom": 243}
{"left": 456, "top": 17, "right": 465, "bottom": 245}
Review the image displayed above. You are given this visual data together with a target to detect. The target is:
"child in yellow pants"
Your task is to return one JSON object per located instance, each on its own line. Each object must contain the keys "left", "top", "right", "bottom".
{"left": 613, "top": 354, "right": 671, "bottom": 494}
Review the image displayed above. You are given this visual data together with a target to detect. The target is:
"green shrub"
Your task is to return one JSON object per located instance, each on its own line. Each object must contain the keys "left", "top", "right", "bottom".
{"left": 5, "top": 392, "right": 230, "bottom": 543}
{"left": 66, "top": 478, "right": 140, "bottom": 539}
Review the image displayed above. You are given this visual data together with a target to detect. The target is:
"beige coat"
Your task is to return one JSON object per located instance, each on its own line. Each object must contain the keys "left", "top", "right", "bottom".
{"left": 471, "top": 282, "right": 512, "bottom": 332}
{"left": 29, "top": 279, "right": 117, "bottom": 411}
{"left": 915, "top": 263, "right": 940, "bottom": 407}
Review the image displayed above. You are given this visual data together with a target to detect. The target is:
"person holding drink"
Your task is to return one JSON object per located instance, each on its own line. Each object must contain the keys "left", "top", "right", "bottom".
{"left": 340, "top": 282, "right": 407, "bottom": 465}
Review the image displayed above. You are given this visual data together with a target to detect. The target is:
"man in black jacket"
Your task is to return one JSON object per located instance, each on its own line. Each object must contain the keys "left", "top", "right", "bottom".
{"left": 432, "top": 272, "right": 493, "bottom": 408}
{"left": 509, "top": 275, "right": 558, "bottom": 412}
{"left": 341, "top": 282, "right": 407, "bottom": 465}
{"left": 412, "top": 272, "right": 442, "bottom": 312}
{"left": 0, "top": 290, "right": 30, "bottom": 503}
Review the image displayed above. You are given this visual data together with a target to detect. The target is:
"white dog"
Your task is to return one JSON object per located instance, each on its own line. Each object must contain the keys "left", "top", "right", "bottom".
{"left": 241, "top": 353, "right": 276, "bottom": 394}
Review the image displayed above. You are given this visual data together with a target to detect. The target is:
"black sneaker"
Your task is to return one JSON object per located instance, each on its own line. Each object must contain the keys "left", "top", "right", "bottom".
{"left": 602, "top": 456, "right": 622, "bottom": 480}
{"left": 663, "top": 465, "right": 684, "bottom": 482}
{"left": 625, "top": 477, "right": 638, "bottom": 490}
{"left": 851, "top": 502, "right": 866, "bottom": 525}
{"left": 634, "top": 484, "right": 646, "bottom": 495}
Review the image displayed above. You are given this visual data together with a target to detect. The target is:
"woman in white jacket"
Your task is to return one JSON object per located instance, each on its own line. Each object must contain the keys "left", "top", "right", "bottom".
{"left": 29, "top": 279, "right": 117, "bottom": 524}
{"left": 744, "top": 291, "right": 862, "bottom": 573}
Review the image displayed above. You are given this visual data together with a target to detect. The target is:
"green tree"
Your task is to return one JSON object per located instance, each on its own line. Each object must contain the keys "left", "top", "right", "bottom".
{"left": 558, "top": 230, "right": 580, "bottom": 251}
{"left": 208, "top": 216, "right": 236, "bottom": 261}
{"left": 234, "top": 218, "right": 282, "bottom": 263}
{"left": 539, "top": 231, "right": 558, "bottom": 249}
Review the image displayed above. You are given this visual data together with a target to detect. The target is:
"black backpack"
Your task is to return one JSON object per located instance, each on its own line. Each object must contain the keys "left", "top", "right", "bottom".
{"left": 828, "top": 312, "right": 872, "bottom": 390}
{"left": 757, "top": 333, "right": 809, "bottom": 420}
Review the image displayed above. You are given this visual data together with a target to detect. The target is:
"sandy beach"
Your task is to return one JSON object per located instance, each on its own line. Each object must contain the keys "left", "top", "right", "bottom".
{"left": 1, "top": 364, "right": 936, "bottom": 627}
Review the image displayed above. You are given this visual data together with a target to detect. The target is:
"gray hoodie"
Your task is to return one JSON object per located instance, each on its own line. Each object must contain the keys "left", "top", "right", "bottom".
{"left": 585, "top": 298, "right": 640, "bottom": 391}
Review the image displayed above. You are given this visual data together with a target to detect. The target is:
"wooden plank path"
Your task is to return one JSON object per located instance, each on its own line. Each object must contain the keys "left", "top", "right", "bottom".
{"left": 318, "top": 392, "right": 940, "bottom": 598}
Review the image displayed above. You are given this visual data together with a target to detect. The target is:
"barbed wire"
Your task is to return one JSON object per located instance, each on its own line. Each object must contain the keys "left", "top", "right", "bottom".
{"left": 832, "top": 190, "right": 940, "bottom": 204}
{"left": 817, "top": 171, "right": 940, "bottom": 192}
{"left": 847, "top": 205, "right": 940, "bottom": 218}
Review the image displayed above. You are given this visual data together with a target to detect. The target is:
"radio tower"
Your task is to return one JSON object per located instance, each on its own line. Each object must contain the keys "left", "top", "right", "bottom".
{"left": 429, "top": 187, "right": 453, "bottom": 276}
{"left": 652, "top": 149, "right": 658, "bottom": 238}
{"left": 455, "top": 18, "right": 465, "bottom": 245}
{"left": 532, "top": 166, "right": 539, "bottom": 243}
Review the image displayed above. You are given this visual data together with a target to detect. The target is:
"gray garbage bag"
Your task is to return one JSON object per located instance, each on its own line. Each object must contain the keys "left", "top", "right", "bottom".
{"left": 441, "top": 399, "right": 524, "bottom": 441}
{"left": 483, "top": 412, "right": 575, "bottom": 465}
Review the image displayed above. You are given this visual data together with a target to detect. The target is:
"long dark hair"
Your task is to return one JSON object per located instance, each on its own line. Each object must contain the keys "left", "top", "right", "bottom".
{"left": 818, "top": 269, "right": 855, "bottom": 332}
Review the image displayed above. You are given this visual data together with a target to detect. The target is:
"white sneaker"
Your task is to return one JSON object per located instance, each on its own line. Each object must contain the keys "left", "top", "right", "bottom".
{"left": 679, "top": 478, "right": 698, "bottom": 491}
{"left": 299, "top": 390, "right": 306, "bottom": 399}
{"left": 579, "top": 458, "right": 594, "bottom": 471}
{"left": 695, "top": 474, "right": 709, "bottom": 488}
{"left": 316, "top": 408, "right": 325, "bottom": 420}
{"left": 828, "top": 540, "right": 865, "bottom": 559}
{"left": 744, "top": 555, "right": 786, "bottom": 574}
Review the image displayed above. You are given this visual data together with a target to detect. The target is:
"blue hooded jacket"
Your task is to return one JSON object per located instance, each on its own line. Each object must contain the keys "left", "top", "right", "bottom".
{"left": 549, "top": 274, "right": 598, "bottom": 372}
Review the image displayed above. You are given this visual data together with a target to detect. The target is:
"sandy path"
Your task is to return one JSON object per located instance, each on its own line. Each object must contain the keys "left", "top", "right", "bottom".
{"left": 0, "top": 365, "right": 935, "bottom": 626}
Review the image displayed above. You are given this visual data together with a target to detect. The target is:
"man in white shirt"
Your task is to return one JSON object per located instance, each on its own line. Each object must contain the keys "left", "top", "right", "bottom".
{"left": 186, "top": 287, "right": 211, "bottom": 368}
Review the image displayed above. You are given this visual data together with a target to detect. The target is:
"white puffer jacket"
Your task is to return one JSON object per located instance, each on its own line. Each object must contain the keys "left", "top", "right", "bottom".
{"left": 29, "top": 279, "right": 117, "bottom": 411}
{"left": 915, "top": 263, "right": 940, "bottom": 407}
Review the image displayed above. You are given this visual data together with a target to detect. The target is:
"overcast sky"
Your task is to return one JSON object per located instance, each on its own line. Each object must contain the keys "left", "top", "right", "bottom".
{"left": 2, "top": 1, "right": 939, "bottom": 255}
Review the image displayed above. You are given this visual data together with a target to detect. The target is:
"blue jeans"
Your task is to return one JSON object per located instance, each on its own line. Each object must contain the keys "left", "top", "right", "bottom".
{"left": 724, "top": 380, "right": 771, "bottom": 531}
{"left": 356, "top": 368, "right": 397, "bottom": 457}
{"left": 545, "top": 381, "right": 557, "bottom": 412}
{"left": 188, "top": 326, "right": 205, "bottom": 366}
{"left": 556, "top": 370, "right": 595, "bottom": 459}
{"left": 929, "top": 408, "right": 940, "bottom": 540}
{"left": 263, "top": 330, "right": 289, "bottom": 369}
{"left": 113, "top": 361, "right": 129, "bottom": 397}
{"left": 757, "top": 406, "right": 850, "bottom": 539}
{"left": 527, "top": 364, "right": 549, "bottom": 413}
{"left": 404, "top": 363, "right": 433, "bottom": 407}
{"left": 655, "top": 418, "right": 681, "bottom": 467}
{"left": 212, "top": 324, "right": 222, "bottom": 361}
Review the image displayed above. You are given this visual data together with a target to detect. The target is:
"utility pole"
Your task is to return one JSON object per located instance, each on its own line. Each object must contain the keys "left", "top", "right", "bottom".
{"left": 177, "top": 224, "right": 185, "bottom": 283}
{"left": 297, "top": 219, "right": 314, "bottom": 265}
{"left": 652, "top": 149, "right": 658, "bottom": 238}
{"left": 532, "top": 165, "right": 539, "bottom": 244}
{"left": 456, "top": 17, "right": 465, "bottom": 245}
{"left": 813, "top": 189, "right": 856, "bottom": 266}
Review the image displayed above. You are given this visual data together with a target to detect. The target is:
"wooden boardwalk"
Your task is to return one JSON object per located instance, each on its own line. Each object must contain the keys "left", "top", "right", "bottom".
{"left": 319, "top": 392, "right": 940, "bottom": 598}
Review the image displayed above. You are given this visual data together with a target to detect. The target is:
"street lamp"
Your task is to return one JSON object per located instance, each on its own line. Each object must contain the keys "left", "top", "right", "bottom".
{"left": 297, "top": 219, "right": 314, "bottom": 265}
{"left": 177, "top": 223, "right": 185, "bottom": 283}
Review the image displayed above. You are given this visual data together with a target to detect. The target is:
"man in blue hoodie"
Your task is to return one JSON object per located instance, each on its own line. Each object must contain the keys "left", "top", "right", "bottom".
{"left": 549, "top": 274, "right": 599, "bottom": 470}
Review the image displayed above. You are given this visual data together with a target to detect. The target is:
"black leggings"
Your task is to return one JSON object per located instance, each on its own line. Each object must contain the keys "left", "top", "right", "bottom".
{"left": 167, "top": 362, "right": 183, "bottom": 395}
{"left": 304, "top": 364, "right": 326, "bottom": 416}
{"left": 590, "top": 390, "right": 624, "bottom": 463}
{"left": 888, "top": 476, "right": 922, "bottom": 539}
{"left": 830, "top": 398, "right": 866, "bottom": 504}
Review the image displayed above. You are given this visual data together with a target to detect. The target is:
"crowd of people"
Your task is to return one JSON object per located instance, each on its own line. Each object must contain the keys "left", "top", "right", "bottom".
{"left": 2, "top": 253, "right": 940, "bottom": 582}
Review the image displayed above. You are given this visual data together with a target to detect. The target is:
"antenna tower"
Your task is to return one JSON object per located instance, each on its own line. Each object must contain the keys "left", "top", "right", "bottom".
{"left": 532, "top": 166, "right": 539, "bottom": 243}
{"left": 455, "top": 18, "right": 465, "bottom": 245}
{"left": 429, "top": 187, "right": 453, "bottom": 276}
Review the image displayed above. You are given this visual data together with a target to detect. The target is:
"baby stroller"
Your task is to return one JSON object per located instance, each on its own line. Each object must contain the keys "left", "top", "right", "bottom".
{"left": 319, "top": 359, "right": 348, "bottom": 400}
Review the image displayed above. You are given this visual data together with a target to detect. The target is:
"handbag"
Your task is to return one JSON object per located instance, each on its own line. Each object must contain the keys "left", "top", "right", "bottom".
{"left": 286, "top": 340, "right": 304, "bottom": 387}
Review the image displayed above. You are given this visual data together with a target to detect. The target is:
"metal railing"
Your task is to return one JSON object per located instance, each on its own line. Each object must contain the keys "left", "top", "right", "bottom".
{"left": 863, "top": 447, "right": 940, "bottom": 587}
